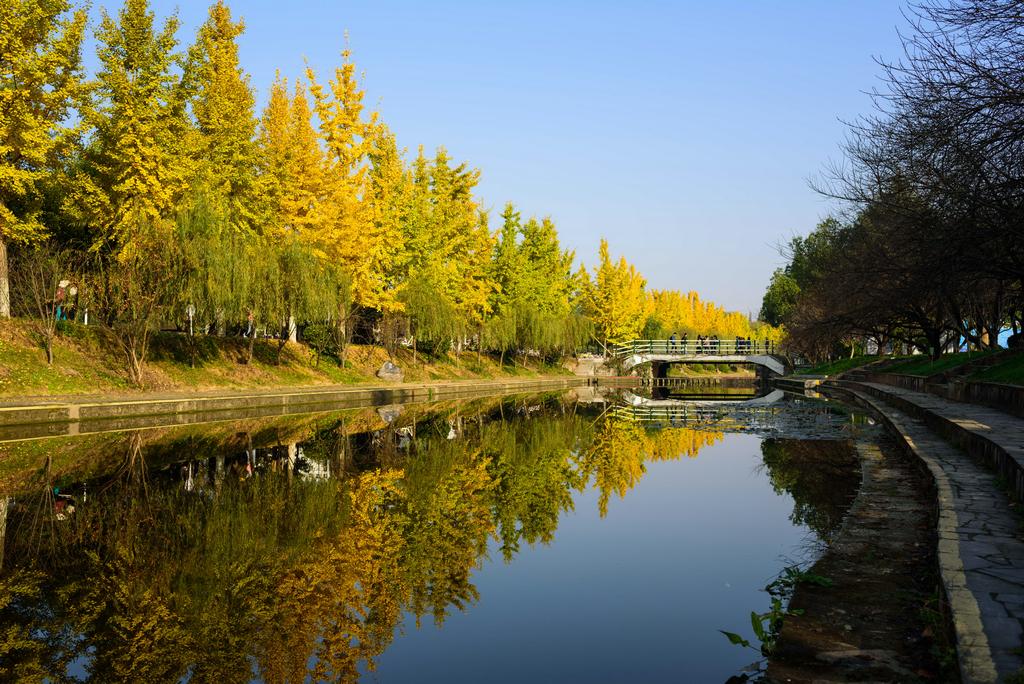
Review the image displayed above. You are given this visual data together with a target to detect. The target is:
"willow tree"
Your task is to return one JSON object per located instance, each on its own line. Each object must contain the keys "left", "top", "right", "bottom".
{"left": 0, "top": 0, "right": 86, "bottom": 318}
{"left": 485, "top": 203, "right": 525, "bottom": 363}
{"left": 485, "top": 205, "right": 582, "bottom": 362}
{"left": 94, "top": 223, "right": 183, "bottom": 385}
{"left": 516, "top": 216, "right": 582, "bottom": 358}
{"left": 266, "top": 237, "right": 342, "bottom": 365}
{"left": 172, "top": 191, "right": 249, "bottom": 366}
{"left": 399, "top": 148, "right": 492, "bottom": 357}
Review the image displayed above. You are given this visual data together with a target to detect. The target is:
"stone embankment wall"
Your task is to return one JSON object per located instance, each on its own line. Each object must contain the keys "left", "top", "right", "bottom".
{"left": 841, "top": 380, "right": 1024, "bottom": 503}
{"left": 0, "top": 376, "right": 590, "bottom": 440}
{"left": 857, "top": 372, "right": 1024, "bottom": 420}
{"left": 569, "top": 356, "right": 616, "bottom": 377}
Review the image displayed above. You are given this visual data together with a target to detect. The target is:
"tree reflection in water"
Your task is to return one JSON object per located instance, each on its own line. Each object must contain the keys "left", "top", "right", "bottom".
{"left": 0, "top": 393, "right": 851, "bottom": 683}
{"left": 759, "top": 439, "right": 861, "bottom": 547}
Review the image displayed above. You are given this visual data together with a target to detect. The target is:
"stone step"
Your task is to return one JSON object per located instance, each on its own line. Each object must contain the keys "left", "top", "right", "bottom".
{"left": 830, "top": 383, "right": 1024, "bottom": 683}
{"left": 837, "top": 380, "right": 1024, "bottom": 503}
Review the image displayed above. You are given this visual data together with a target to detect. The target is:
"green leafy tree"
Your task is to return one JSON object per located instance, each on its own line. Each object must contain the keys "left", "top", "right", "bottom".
{"left": 759, "top": 268, "right": 800, "bottom": 326}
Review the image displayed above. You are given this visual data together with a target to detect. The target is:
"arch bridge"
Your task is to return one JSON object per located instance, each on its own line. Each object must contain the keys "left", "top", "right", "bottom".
{"left": 611, "top": 339, "right": 787, "bottom": 376}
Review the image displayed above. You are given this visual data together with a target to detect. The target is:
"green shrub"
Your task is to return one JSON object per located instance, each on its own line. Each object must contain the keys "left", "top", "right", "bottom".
{"left": 302, "top": 323, "right": 337, "bottom": 365}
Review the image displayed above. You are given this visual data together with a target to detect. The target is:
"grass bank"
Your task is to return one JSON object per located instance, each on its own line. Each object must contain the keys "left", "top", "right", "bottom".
{"left": 794, "top": 355, "right": 886, "bottom": 377}
{"left": 792, "top": 350, "right": 1024, "bottom": 387}
{"left": 0, "top": 319, "right": 569, "bottom": 399}
{"left": 969, "top": 353, "right": 1024, "bottom": 386}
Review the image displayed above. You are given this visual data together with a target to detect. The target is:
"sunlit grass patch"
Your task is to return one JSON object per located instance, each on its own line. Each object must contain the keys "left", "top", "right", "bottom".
{"left": 795, "top": 355, "right": 883, "bottom": 376}
{"left": 884, "top": 350, "right": 996, "bottom": 377}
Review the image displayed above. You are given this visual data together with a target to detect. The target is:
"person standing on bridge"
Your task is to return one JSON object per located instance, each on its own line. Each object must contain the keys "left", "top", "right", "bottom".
{"left": 669, "top": 332, "right": 677, "bottom": 353}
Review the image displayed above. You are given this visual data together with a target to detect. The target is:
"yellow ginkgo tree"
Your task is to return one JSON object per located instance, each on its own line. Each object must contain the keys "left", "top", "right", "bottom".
{"left": 580, "top": 238, "right": 651, "bottom": 353}
{"left": 186, "top": 0, "right": 259, "bottom": 233}
{"left": 307, "top": 49, "right": 380, "bottom": 306}
{"left": 259, "top": 74, "right": 324, "bottom": 240}
{"left": 0, "top": 0, "right": 86, "bottom": 317}
{"left": 76, "top": 0, "right": 192, "bottom": 258}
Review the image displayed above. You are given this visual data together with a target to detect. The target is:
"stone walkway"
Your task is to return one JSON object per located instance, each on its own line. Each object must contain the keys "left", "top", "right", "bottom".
{"left": 864, "top": 379, "right": 1024, "bottom": 436}
{"left": 838, "top": 383, "right": 1024, "bottom": 683}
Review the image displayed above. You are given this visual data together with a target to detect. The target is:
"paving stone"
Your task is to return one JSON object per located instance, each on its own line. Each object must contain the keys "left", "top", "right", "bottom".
{"left": 839, "top": 383, "right": 1024, "bottom": 682}
{"left": 981, "top": 615, "right": 1024, "bottom": 650}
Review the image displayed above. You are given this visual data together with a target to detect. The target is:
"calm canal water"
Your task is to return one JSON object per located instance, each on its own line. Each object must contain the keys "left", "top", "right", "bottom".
{"left": 0, "top": 386, "right": 875, "bottom": 682}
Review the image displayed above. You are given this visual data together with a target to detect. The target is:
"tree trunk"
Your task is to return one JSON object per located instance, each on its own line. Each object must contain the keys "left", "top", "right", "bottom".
{"left": 245, "top": 332, "right": 256, "bottom": 365}
{"left": 0, "top": 496, "right": 8, "bottom": 572}
{"left": 336, "top": 317, "right": 348, "bottom": 369}
{"left": 0, "top": 239, "right": 9, "bottom": 319}
{"left": 926, "top": 328, "right": 943, "bottom": 361}
{"left": 275, "top": 336, "right": 287, "bottom": 365}
{"left": 127, "top": 346, "right": 144, "bottom": 386}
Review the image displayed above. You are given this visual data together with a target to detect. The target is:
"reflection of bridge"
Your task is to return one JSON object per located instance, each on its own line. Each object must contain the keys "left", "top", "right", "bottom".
{"left": 614, "top": 390, "right": 861, "bottom": 440}
{"left": 612, "top": 339, "right": 786, "bottom": 376}
{"left": 622, "top": 389, "right": 786, "bottom": 408}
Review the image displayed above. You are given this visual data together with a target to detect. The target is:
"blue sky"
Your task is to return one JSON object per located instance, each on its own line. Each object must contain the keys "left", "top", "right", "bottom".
{"left": 89, "top": 0, "right": 908, "bottom": 314}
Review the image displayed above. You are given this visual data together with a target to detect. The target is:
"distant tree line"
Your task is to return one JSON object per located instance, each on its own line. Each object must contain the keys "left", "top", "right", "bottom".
{"left": 760, "top": 0, "right": 1024, "bottom": 361}
{"left": 2, "top": 0, "right": 779, "bottom": 384}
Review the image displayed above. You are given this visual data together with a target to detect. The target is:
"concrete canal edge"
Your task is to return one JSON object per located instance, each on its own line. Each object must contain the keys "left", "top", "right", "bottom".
{"left": 772, "top": 375, "right": 825, "bottom": 394}
{"left": 0, "top": 376, "right": 591, "bottom": 437}
{"left": 821, "top": 383, "right": 1001, "bottom": 684}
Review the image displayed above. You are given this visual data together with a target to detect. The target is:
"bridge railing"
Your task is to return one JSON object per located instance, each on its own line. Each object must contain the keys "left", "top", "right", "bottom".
{"left": 611, "top": 339, "right": 776, "bottom": 357}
